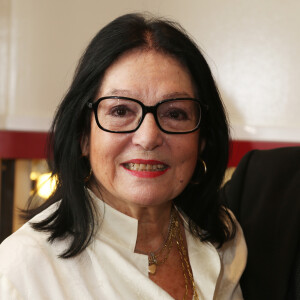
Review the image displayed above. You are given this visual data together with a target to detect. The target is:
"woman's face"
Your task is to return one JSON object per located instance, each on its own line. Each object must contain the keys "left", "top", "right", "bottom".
{"left": 83, "top": 50, "right": 200, "bottom": 214}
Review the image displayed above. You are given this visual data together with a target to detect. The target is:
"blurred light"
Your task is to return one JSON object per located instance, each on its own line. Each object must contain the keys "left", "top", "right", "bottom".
{"left": 30, "top": 171, "right": 39, "bottom": 181}
{"left": 36, "top": 173, "right": 57, "bottom": 199}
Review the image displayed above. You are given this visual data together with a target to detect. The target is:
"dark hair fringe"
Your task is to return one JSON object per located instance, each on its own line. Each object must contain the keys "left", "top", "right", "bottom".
{"left": 24, "top": 12, "right": 236, "bottom": 258}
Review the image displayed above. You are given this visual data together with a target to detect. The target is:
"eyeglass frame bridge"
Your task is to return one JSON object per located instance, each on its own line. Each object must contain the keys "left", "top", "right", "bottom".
{"left": 87, "top": 96, "right": 208, "bottom": 134}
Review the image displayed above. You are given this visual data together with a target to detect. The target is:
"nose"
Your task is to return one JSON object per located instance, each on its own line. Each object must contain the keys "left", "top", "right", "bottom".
{"left": 131, "top": 113, "right": 163, "bottom": 151}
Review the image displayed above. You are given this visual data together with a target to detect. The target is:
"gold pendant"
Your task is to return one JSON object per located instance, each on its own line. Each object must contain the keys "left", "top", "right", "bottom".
{"left": 148, "top": 264, "right": 157, "bottom": 275}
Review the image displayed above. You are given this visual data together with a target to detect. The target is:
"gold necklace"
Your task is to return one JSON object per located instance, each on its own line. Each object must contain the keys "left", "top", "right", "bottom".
{"left": 173, "top": 212, "right": 199, "bottom": 300}
{"left": 135, "top": 207, "right": 199, "bottom": 299}
{"left": 147, "top": 209, "right": 176, "bottom": 275}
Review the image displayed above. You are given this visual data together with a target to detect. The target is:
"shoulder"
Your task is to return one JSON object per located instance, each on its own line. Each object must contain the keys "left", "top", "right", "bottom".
{"left": 0, "top": 202, "right": 76, "bottom": 297}
{"left": 1, "top": 203, "right": 56, "bottom": 256}
{"left": 0, "top": 222, "right": 48, "bottom": 297}
{"left": 0, "top": 203, "right": 63, "bottom": 278}
{"left": 233, "top": 146, "right": 300, "bottom": 178}
{"left": 222, "top": 147, "right": 300, "bottom": 215}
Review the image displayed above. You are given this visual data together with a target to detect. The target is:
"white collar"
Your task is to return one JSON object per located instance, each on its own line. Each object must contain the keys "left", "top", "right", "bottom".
{"left": 88, "top": 189, "right": 138, "bottom": 252}
{"left": 88, "top": 189, "right": 221, "bottom": 298}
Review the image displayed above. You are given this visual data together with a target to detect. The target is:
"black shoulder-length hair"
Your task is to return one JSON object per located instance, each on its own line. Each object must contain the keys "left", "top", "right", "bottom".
{"left": 26, "top": 13, "right": 235, "bottom": 258}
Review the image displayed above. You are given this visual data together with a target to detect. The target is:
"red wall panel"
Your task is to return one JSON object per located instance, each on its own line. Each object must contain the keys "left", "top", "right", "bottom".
{"left": 0, "top": 130, "right": 299, "bottom": 166}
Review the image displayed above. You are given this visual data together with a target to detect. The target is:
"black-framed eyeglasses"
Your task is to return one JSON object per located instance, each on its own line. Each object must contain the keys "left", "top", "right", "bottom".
{"left": 87, "top": 96, "right": 207, "bottom": 134}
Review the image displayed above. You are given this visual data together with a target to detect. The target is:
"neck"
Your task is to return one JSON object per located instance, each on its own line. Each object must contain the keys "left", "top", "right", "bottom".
{"left": 89, "top": 185, "right": 173, "bottom": 253}
{"left": 134, "top": 202, "right": 173, "bottom": 254}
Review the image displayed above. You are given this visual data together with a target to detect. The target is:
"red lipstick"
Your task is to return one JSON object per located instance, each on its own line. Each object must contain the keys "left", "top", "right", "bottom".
{"left": 122, "top": 159, "right": 169, "bottom": 178}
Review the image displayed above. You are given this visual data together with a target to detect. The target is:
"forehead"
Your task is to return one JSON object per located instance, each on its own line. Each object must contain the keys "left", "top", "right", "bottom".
{"left": 97, "top": 49, "right": 195, "bottom": 101}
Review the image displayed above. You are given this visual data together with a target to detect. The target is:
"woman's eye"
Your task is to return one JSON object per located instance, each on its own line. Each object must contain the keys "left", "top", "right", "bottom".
{"left": 165, "top": 109, "right": 189, "bottom": 120}
{"left": 110, "top": 105, "right": 130, "bottom": 117}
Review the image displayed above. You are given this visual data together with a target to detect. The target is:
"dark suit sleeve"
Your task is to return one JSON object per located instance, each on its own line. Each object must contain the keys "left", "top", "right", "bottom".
{"left": 221, "top": 147, "right": 300, "bottom": 300}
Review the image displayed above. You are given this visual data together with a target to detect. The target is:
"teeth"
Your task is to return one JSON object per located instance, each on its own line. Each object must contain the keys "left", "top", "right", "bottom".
{"left": 124, "top": 163, "right": 167, "bottom": 171}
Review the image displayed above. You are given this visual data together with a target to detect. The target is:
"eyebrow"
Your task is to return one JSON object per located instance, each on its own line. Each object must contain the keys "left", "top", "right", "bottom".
{"left": 161, "top": 92, "right": 194, "bottom": 99}
{"left": 106, "top": 89, "right": 134, "bottom": 97}
{"left": 104, "top": 89, "right": 194, "bottom": 99}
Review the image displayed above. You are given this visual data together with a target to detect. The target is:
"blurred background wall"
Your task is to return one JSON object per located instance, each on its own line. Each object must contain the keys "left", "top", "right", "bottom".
{"left": 1, "top": 0, "right": 300, "bottom": 142}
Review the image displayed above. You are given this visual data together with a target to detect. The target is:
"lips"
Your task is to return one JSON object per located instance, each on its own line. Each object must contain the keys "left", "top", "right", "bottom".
{"left": 124, "top": 162, "right": 167, "bottom": 171}
{"left": 122, "top": 159, "right": 169, "bottom": 178}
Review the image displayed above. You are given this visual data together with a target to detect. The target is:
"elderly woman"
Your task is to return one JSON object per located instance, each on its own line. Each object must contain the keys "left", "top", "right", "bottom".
{"left": 0, "top": 13, "right": 246, "bottom": 299}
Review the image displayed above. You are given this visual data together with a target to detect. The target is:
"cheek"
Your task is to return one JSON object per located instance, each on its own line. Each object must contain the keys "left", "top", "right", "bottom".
{"left": 172, "top": 136, "right": 199, "bottom": 184}
{"left": 88, "top": 129, "right": 128, "bottom": 181}
{"left": 89, "top": 145, "right": 107, "bottom": 179}
{"left": 89, "top": 130, "right": 113, "bottom": 177}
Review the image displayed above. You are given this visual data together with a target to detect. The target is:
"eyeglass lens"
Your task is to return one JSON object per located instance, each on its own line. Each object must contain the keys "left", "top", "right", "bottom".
{"left": 97, "top": 98, "right": 201, "bottom": 133}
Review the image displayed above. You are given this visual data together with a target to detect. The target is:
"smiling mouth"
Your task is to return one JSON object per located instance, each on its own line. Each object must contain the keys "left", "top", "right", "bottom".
{"left": 123, "top": 163, "right": 168, "bottom": 172}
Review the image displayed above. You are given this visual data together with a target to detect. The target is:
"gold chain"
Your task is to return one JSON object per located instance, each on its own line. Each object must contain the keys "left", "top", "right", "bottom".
{"left": 147, "top": 209, "right": 176, "bottom": 274}
{"left": 173, "top": 212, "right": 199, "bottom": 300}
{"left": 143, "top": 207, "right": 199, "bottom": 300}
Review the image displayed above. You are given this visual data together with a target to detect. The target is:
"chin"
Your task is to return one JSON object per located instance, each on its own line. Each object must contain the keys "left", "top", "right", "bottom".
{"left": 124, "top": 191, "right": 175, "bottom": 207}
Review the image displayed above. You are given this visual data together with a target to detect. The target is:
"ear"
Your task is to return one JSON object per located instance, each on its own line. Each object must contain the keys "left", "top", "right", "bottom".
{"left": 81, "top": 135, "right": 90, "bottom": 156}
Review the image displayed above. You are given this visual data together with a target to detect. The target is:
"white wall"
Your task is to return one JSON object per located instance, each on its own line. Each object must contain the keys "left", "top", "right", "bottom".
{"left": 1, "top": 0, "right": 300, "bottom": 141}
